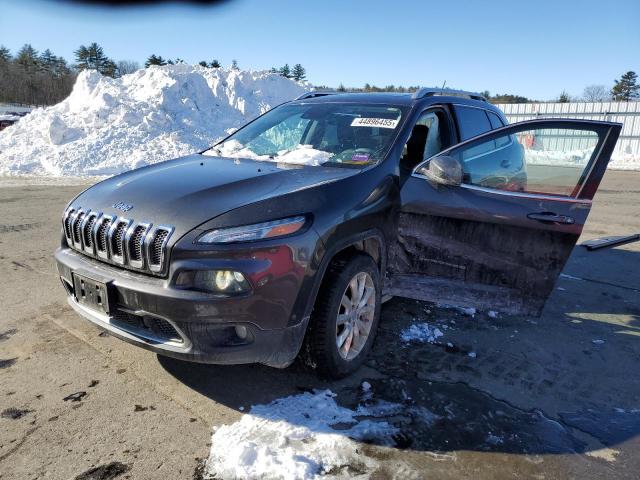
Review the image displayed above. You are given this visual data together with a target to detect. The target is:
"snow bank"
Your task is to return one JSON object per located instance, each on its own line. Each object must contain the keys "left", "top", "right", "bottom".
{"left": 205, "top": 389, "right": 399, "bottom": 480}
{"left": 0, "top": 65, "right": 309, "bottom": 176}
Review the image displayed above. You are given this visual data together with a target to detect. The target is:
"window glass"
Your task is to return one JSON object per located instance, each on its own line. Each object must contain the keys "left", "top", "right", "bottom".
{"left": 204, "top": 103, "right": 406, "bottom": 167}
{"left": 487, "top": 111, "right": 505, "bottom": 129}
{"left": 454, "top": 106, "right": 492, "bottom": 140}
{"left": 402, "top": 110, "right": 448, "bottom": 169}
{"left": 447, "top": 127, "right": 600, "bottom": 196}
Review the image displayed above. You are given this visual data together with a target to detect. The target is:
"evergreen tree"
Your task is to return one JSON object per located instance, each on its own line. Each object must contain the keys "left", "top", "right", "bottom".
{"left": 53, "top": 57, "right": 71, "bottom": 77}
{"left": 279, "top": 63, "right": 291, "bottom": 78}
{"left": 74, "top": 42, "right": 117, "bottom": 77}
{"left": 231, "top": 59, "right": 239, "bottom": 70}
{"left": 198, "top": 60, "right": 208, "bottom": 67}
{"left": 0, "top": 46, "right": 11, "bottom": 65}
{"left": 611, "top": 71, "right": 639, "bottom": 101}
{"left": 39, "top": 49, "right": 57, "bottom": 73}
{"left": 558, "top": 90, "right": 570, "bottom": 103}
{"left": 210, "top": 59, "right": 221, "bottom": 68}
{"left": 337, "top": 83, "right": 346, "bottom": 92}
{"left": 145, "top": 54, "right": 167, "bottom": 67}
{"left": 292, "top": 63, "right": 306, "bottom": 81}
{"left": 16, "top": 44, "right": 39, "bottom": 71}
{"left": 269, "top": 67, "right": 278, "bottom": 73}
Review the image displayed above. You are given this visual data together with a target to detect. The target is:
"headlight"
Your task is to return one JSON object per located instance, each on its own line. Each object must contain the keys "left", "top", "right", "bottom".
{"left": 176, "top": 270, "right": 251, "bottom": 294}
{"left": 197, "top": 216, "right": 307, "bottom": 244}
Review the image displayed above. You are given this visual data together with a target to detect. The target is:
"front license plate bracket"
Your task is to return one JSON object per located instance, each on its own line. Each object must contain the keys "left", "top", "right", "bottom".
{"left": 72, "top": 273, "right": 112, "bottom": 315}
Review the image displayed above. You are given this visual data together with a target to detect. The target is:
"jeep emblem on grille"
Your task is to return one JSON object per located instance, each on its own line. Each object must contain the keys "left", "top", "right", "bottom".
{"left": 112, "top": 201, "right": 133, "bottom": 212}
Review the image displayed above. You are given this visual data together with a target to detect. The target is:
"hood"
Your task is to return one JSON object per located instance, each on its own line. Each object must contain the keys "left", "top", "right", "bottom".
{"left": 71, "top": 154, "right": 359, "bottom": 239}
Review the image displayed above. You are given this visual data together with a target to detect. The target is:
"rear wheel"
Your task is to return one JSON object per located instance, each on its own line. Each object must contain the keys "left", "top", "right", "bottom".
{"left": 304, "top": 253, "right": 381, "bottom": 378}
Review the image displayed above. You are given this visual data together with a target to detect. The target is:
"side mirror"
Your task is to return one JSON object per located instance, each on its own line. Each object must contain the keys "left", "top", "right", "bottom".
{"left": 416, "top": 155, "right": 463, "bottom": 187}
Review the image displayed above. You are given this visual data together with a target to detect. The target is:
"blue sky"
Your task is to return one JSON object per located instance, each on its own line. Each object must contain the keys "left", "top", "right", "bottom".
{"left": 2, "top": 0, "right": 638, "bottom": 100}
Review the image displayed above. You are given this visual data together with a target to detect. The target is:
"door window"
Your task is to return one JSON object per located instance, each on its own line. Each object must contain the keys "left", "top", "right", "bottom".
{"left": 447, "top": 126, "right": 601, "bottom": 196}
{"left": 454, "top": 105, "right": 492, "bottom": 140}
{"left": 487, "top": 111, "right": 505, "bottom": 129}
{"left": 401, "top": 110, "right": 449, "bottom": 169}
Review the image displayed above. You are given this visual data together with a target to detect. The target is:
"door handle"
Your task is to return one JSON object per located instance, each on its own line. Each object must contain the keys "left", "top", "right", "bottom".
{"left": 500, "top": 159, "right": 512, "bottom": 168}
{"left": 527, "top": 212, "right": 575, "bottom": 225}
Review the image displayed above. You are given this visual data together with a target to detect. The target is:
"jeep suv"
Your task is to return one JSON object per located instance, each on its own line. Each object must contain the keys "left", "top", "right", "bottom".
{"left": 55, "top": 88, "right": 621, "bottom": 377}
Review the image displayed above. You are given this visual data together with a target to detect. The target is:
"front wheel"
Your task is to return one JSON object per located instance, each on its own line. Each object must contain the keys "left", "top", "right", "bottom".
{"left": 304, "top": 253, "right": 381, "bottom": 378}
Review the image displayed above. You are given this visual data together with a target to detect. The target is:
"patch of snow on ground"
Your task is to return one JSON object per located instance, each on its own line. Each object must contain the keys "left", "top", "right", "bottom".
{"left": 400, "top": 322, "right": 444, "bottom": 344}
{"left": 205, "top": 389, "right": 399, "bottom": 480}
{"left": 0, "top": 65, "right": 309, "bottom": 176}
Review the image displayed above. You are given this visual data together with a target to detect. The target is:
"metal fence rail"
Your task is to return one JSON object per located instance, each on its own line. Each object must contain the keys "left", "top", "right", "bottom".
{"left": 497, "top": 102, "right": 640, "bottom": 166}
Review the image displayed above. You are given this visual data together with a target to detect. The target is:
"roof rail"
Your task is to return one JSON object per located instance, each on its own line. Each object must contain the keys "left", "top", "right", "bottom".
{"left": 412, "top": 88, "right": 486, "bottom": 102}
{"left": 294, "top": 90, "right": 340, "bottom": 101}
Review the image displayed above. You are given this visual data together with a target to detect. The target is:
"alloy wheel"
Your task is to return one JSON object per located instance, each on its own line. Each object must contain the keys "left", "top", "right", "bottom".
{"left": 336, "top": 271, "right": 376, "bottom": 361}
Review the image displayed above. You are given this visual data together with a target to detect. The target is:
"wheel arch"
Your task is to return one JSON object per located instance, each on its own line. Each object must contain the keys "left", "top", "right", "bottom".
{"left": 303, "top": 228, "right": 387, "bottom": 321}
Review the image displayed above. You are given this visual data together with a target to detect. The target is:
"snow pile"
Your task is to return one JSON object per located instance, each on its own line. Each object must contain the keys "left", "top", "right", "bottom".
{"left": 0, "top": 64, "right": 309, "bottom": 176}
{"left": 205, "top": 389, "right": 399, "bottom": 480}
{"left": 609, "top": 152, "right": 640, "bottom": 170}
{"left": 400, "top": 322, "right": 444, "bottom": 343}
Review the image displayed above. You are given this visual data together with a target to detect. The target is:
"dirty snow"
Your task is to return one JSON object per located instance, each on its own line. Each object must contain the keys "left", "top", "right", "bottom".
{"left": 205, "top": 389, "right": 399, "bottom": 480}
{"left": 400, "top": 322, "right": 444, "bottom": 344}
{"left": 0, "top": 64, "right": 309, "bottom": 176}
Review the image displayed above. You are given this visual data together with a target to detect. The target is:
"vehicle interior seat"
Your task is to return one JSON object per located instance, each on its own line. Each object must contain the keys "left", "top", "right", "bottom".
{"left": 403, "top": 124, "right": 429, "bottom": 168}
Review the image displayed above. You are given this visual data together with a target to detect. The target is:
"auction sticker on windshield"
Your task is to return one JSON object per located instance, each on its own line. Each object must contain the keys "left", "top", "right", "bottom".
{"left": 351, "top": 117, "right": 399, "bottom": 129}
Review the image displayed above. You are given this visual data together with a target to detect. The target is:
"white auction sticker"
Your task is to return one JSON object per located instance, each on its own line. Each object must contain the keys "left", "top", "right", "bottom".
{"left": 351, "top": 117, "right": 399, "bottom": 129}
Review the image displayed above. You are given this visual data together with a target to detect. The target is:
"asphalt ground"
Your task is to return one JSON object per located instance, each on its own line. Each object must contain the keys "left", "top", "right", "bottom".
{"left": 1, "top": 170, "right": 639, "bottom": 479}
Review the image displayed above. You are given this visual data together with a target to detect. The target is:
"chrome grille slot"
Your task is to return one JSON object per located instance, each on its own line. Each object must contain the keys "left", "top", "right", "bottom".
{"left": 82, "top": 213, "right": 98, "bottom": 252}
{"left": 96, "top": 217, "right": 113, "bottom": 258}
{"left": 63, "top": 209, "right": 75, "bottom": 242}
{"left": 129, "top": 225, "right": 147, "bottom": 262}
{"left": 108, "top": 219, "right": 131, "bottom": 264}
{"left": 149, "top": 228, "right": 170, "bottom": 268}
{"left": 62, "top": 206, "right": 172, "bottom": 276}
{"left": 72, "top": 211, "right": 85, "bottom": 245}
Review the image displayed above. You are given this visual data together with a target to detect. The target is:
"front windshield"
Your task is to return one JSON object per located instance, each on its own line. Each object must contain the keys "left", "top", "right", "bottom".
{"left": 203, "top": 103, "right": 406, "bottom": 166}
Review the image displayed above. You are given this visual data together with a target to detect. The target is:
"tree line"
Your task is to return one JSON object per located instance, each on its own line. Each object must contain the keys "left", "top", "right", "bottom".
{"left": 0, "top": 44, "right": 76, "bottom": 106}
{"left": 1, "top": 41, "right": 637, "bottom": 107}
{"left": 554, "top": 71, "right": 639, "bottom": 103}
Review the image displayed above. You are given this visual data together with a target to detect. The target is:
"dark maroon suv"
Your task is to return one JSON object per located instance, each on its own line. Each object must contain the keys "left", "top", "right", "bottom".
{"left": 55, "top": 88, "right": 621, "bottom": 377}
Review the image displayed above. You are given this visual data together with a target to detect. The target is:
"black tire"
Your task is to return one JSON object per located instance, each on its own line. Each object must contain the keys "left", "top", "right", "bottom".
{"left": 304, "top": 253, "right": 381, "bottom": 378}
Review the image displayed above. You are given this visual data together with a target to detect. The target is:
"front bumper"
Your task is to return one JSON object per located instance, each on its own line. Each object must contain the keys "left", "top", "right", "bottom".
{"left": 55, "top": 245, "right": 312, "bottom": 367}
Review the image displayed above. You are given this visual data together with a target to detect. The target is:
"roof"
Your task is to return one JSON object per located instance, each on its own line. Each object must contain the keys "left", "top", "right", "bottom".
{"left": 292, "top": 90, "right": 501, "bottom": 113}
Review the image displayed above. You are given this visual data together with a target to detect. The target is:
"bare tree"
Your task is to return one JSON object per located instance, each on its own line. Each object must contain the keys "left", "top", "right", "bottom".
{"left": 583, "top": 84, "right": 610, "bottom": 102}
{"left": 117, "top": 60, "right": 140, "bottom": 76}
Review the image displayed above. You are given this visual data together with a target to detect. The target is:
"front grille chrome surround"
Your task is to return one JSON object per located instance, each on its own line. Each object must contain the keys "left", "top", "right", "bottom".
{"left": 81, "top": 211, "right": 100, "bottom": 255}
{"left": 62, "top": 206, "right": 174, "bottom": 276}
{"left": 71, "top": 208, "right": 89, "bottom": 250}
{"left": 125, "top": 222, "right": 152, "bottom": 269}
{"left": 108, "top": 218, "right": 132, "bottom": 265}
{"left": 146, "top": 225, "right": 174, "bottom": 274}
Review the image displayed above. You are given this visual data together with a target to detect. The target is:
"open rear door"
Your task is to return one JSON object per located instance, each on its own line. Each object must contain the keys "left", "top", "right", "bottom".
{"left": 387, "top": 119, "right": 622, "bottom": 316}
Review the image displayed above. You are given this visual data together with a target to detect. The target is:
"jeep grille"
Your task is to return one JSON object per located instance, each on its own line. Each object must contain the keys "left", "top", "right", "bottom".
{"left": 62, "top": 206, "right": 174, "bottom": 276}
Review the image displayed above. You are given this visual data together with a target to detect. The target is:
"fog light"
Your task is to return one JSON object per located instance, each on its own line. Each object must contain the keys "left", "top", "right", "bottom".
{"left": 176, "top": 270, "right": 250, "bottom": 294}
{"left": 235, "top": 325, "right": 248, "bottom": 340}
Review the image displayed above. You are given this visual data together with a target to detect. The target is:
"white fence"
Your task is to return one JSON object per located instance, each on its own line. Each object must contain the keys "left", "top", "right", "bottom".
{"left": 496, "top": 102, "right": 640, "bottom": 170}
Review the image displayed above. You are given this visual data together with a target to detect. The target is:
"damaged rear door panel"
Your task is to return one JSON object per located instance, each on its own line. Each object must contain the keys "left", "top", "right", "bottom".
{"left": 387, "top": 119, "right": 622, "bottom": 316}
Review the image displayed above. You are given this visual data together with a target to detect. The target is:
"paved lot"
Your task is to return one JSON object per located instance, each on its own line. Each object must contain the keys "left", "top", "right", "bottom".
{"left": 1, "top": 171, "right": 639, "bottom": 479}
